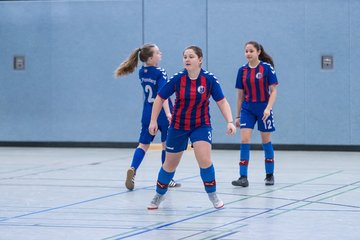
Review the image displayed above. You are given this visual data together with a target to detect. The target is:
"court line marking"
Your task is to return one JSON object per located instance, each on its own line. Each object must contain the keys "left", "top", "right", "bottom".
{"left": 101, "top": 171, "right": 350, "bottom": 239}
{"left": 0, "top": 175, "right": 199, "bottom": 223}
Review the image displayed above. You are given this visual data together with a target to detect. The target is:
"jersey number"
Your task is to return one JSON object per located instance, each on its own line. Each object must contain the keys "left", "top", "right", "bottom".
{"left": 145, "top": 85, "right": 155, "bottom": 103}
{"left": 264, "top": 119, "right": 273, "bottom": 130}
{"left": 208, "top": 131, "right": 212, "bottom": 141}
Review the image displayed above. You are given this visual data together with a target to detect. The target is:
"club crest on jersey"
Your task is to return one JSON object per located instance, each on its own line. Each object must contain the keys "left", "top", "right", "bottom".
{"left": 197, "top": 85, "right": 205, "bottom": 94}
{"left": 256, "top": 72, "right": 263, "bottom": 79}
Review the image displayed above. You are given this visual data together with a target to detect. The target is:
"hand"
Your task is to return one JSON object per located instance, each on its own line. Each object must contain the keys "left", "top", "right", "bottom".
{"left": 262, "top": 109, "right": 271, "bottom": 122}
{"left": 226, "top": 122, "right": 236, "bottom": 136}
{"left": 148, "top": 121, "right": 158, "bottom": 136}
{"left": 166, "top": 113, "right": 172, "bottom": 124}
{"left": 235, "top": 118, "right": 241, "bottom": 128}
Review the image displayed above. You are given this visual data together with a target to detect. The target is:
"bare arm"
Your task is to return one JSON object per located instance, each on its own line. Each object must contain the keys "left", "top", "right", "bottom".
{"left": 162, "top": 99, "right": 172, "bottom": 123}
{"left": 235, "top": 89, "right": 244, "bottom": 128}
{"left": 216, "top": 98, "right": 236, "bottom": 135}
{"left": 149, "top": 95, "right": 165, "bottom": 136}
{"left": 262, "top": 85, "right": 277, "bottom": 122}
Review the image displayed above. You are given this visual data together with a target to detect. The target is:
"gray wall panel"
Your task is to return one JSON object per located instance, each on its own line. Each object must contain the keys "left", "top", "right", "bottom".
{"left": 350, "top": 0, "right": 360, "bottom": 145}
{"left": 304, "top": 0, "right": 350, "bottom": 144}
{"left": 0, "top": 2, "right": 53, "bottom": 140}
{"left": 49, "top": 1, "right": 143, "bottom": 141}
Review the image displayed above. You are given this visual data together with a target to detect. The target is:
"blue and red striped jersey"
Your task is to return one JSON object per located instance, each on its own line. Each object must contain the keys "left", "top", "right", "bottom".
{"left": 139, "top": 66, "right": 171, "bottom": 126}
{"left": 235, "top": 61, "right": 278, "bottom": 102}
{"left": 158, "top": 69, "right": 225, "bottom": 130}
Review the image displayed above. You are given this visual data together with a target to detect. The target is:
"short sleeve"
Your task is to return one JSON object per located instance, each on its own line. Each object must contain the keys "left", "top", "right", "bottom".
{"left": 210, "top": 75, "right": 225, "bottom": 102}
{"left": 157, "top": 68, "right": 168, "bottom": 92}
{"left": 267, "top": 64, "right": 278, "bottom": 86}
{"left": 235, "top": 67, "right": 244, "bottom": 89}
{"left": 158, "top": 75, "right": 176, "bottom": 100}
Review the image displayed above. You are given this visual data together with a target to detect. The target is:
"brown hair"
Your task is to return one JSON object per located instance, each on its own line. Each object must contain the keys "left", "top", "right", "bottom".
{"left": 246, "top": 41, "right": 274, "bottom": 68}
{"left": 114, "top": 43, "right": 156, "bottom": 78}
{"left": 183, "top": 45, "right": 203, "bottom": 59}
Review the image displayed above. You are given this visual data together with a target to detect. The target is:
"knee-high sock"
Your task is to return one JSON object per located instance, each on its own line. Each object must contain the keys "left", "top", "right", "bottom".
{"left": 130, "top": 148, "right": 145, "bottom": 170}
{"left": 200, "top": 164, "right": 216, "bottom": 193}
{"left": 240, "top": 144, "right": 250, "bottom": 177}
{"left": 156, "top": 167, "right": 175, "bottom": 195}
{"left": 262, "top": 142, "right": 274, "bottom": 174}
{"left": 161, "top": 150, "right": 166, "bottom": 165}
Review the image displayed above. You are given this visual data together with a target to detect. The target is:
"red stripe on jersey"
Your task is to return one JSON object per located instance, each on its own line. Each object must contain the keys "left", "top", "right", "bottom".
{"left": 258, "top": 64, "right": 266, "bottom": 102}
{"left": 184, "top": 79, "right": 197, "bottom": 130}
{"left": 202, "top": 76, "right": 210, "bottom": 125}
{"left": 174, "top": 75, "right": 187, "bottom": 129}
{"left": 250, "top": 68, "right": 257, "bottom": 102}
{"left": 196, "top": 76, "right": 205, "bottom": 127}
{"left": 265, "top": 77, "right": 269, "bottom": 100}
{"left": 242, "top": 68, "right": 250, "bottom": 102}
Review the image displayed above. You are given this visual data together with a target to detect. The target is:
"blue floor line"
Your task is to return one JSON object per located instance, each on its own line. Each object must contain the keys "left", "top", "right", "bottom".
{"left": 106, "top": 173, "right": 360, "bottom": 239}
{"left": 0, "top": 175, "right": 200, "bottom": 223}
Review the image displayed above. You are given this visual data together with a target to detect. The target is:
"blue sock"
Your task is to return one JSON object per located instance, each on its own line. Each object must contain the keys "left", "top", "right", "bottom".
{"left": 200, "top": 164, "right": 216, "bottom": 193}
{"left": 156, "top": 167, "right": 175, "bottom": 195}
{"left": 130, "top": 148, "right": 145, "bottom": 170}
{"left": 161, "top": 150, "right": 165, "bottom": 165}
{"left": 262, "top": 142, "right": 274, "bottom": 174}
{"left": 240, "top": 144, "right": 250, "bottom": 177}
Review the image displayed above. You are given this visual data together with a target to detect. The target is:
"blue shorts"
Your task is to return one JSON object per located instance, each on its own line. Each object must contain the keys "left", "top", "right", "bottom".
{"left": 240, "top": 102, "right": 275, "bottom": 132}
{"left": 165, "top": 126, "right": 212, "bottom": 153}
{"left": 139, "top": 123, "right": 168, "bottom": 144}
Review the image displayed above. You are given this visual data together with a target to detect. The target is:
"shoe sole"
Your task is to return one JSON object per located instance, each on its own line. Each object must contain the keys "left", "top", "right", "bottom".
{"left": 231, "top": 182, "right": 249, "bottom": 187}
{"left": 147, "top": 206, "right": 158, "bottom": 210}
{"left": 125, "top": 168, "right": 135, "bottom": 190}
{"left": 265, "top": 182, "right": 274, "bottom": 186}
{"left": 215, "top": 203, "right": 224, "bottom": 209}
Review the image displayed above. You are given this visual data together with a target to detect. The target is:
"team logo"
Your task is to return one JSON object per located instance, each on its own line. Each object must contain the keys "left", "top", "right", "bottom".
{"left": 144, "top": 69, "right": 147, "bottom": 73}
{"left": 256, "top": 72, "right": 263, "bottom": 79}
{"left": 197, "top": 85, "right": 205, "bottom": 94}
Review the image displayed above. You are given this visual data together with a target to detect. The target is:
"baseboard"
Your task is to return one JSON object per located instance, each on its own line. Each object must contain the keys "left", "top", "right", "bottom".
{"left": 0, "top": 141, "right": 359, "bottom": 152}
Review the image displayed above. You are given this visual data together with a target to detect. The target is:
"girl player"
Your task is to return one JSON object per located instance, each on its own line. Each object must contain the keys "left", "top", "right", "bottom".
{"left": 148, "top": 45, "right": 236, "bottom": 209}
{"left": 232, "top": 41, "right": 278, "bottom": 187}
{"left": 114, "top": 43, "right": 180, "bottom": 191}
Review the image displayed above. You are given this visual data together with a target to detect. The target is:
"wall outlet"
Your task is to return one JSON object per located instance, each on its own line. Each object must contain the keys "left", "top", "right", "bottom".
{"left": 14, "top": 56, "right": 25, "bottom": 70}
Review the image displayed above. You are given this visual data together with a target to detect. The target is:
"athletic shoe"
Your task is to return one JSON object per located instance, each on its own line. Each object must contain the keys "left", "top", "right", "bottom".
{"left": 208, "top": 192, "right": 224, "bottom": 209}
{"left": 231, "top": 176, "right": 249, "bottom": 187}
{"left": 265, "top": 174, "right": 274, "bottom": 185}
{"left": 125, "top": 167, "right": 135, "bottom": 190}
{"left": 147, "top": 193, "right": 165, "bottom": 210}
{"left": 168, "top": 179, "right": 181, "bottom": 188}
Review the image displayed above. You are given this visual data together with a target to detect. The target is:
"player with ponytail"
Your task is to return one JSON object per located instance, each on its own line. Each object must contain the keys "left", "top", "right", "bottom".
{"left": 232, "top": 41, "right": 278, "bottom": 187}
{"left": 115, "top": 44, "right": 180, "bottom": 191}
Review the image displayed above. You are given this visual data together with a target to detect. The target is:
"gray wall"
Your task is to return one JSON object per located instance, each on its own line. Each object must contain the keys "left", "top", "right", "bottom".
{"left": 1, "top": 0, "right": 359, "bottom": 146}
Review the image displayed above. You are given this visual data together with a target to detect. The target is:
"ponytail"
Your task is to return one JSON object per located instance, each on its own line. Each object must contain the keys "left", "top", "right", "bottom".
{"left": 246, "top": 41, "right": 275, "bottom": 68}
{"left": 259, "top": 44, "right": 274, "bottom": 68}
{"left": 114, "top": 48, "right": 141, "bottom": 78}
{"left": 114, "top": 43, "right": 156, "bottom": 78}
